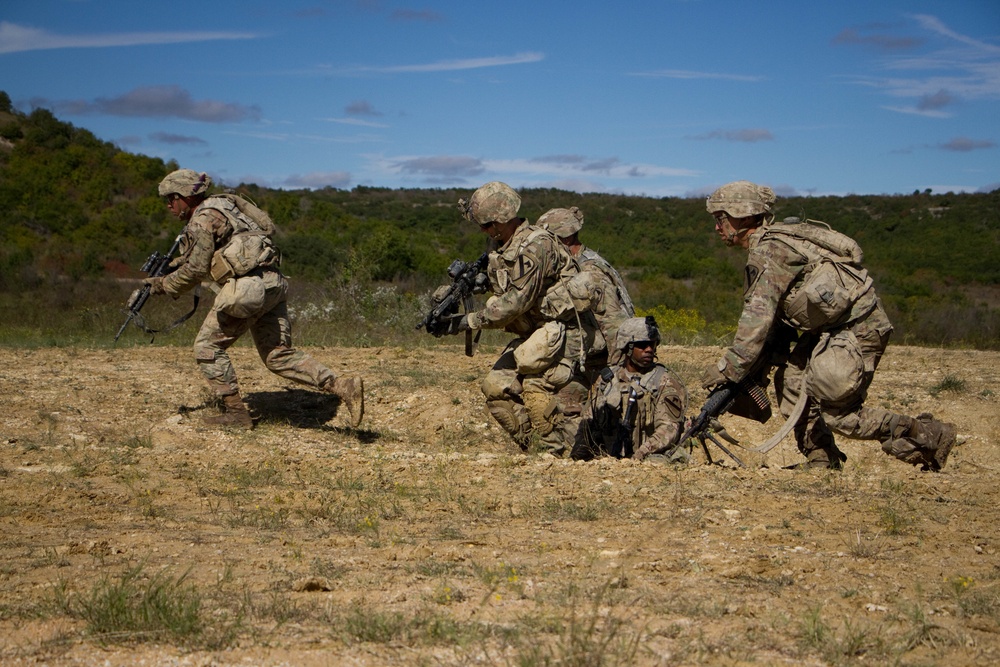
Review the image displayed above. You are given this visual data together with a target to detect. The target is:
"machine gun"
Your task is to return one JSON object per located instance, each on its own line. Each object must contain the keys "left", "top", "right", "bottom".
{"left": 679, "top": 377, "right": 773, "bottom": 469}
{"left": 114, "top": 234, "right": 197, "bottom": 342}
{"left": 416, "top": 251, "right": 489, "bottom": 356}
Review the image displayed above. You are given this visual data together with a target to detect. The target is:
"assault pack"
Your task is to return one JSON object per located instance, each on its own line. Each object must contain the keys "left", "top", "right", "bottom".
{"left": 202, "top": 193, "right": 281, "bottom": 284}
{"left": 765, "top": 217, "right": 876, "bottom": 331}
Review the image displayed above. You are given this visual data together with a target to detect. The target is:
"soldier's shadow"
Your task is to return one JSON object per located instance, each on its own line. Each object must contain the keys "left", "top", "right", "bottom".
{"left": 246, "top": 388, "right": 379, "bottom": 441}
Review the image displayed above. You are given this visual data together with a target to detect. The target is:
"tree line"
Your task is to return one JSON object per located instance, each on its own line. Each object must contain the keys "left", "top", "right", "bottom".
{"left": 1, "top": 92, "right": 997, "bottom": 348}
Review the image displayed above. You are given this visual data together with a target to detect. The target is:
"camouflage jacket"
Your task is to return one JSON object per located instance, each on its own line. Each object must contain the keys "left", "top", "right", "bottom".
{"left": 161, "top": 205, "right": 233, "bottom": 296}
{"left": 719, "top": 219, "right": 884, "bottom": 383}
{"left": 578, "top": 245, "right": 635, "bottom": 349}
{"left": 467, "top": 221, "right": 579, "bottom": 337}
{"left": 584, "top": 363, "right": 687, "bottom": 460}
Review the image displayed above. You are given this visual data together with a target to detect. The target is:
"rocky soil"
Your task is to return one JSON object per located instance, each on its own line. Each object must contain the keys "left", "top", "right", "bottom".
{"left": 1, "top": 343, "right": 998, "bottom": 666}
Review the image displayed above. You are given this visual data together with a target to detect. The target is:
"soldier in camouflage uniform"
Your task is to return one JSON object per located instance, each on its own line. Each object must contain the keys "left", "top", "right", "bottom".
{"left": 575, "top": 316, "right": 688, "bottom": 462}
{"left": 538, "top": 206, "right": 635, "bottom": 363}
{"left": 145, "top": 169, "right": 364, "bottom": 429}
{"left": 703, "top": 180, "right": 958, "bottom": 470}
{"left": 436, "top": 182, "right": 605, "bottom": 455}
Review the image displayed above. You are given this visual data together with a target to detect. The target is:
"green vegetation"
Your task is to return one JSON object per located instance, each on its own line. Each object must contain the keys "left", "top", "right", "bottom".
{"left": 1, "top": 92, "right": 997, "bottom": 348}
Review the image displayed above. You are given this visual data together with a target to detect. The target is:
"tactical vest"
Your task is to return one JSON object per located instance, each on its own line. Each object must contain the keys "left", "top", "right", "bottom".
{"left": 202, "top": 194, "right": 281, "bottom": 284}
{"left": 601, "top": 365, "right": 669, "bottom": 430}
{"left": 763, "top": 218, "right": 876, "bottom": 331}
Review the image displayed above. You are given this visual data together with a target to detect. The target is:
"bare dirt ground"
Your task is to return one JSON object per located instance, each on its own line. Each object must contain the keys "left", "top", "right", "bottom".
{"left": 1, "top": 343, "right": 998, "bottom": 666}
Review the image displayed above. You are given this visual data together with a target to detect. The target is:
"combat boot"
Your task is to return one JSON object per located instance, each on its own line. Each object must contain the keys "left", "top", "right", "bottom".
{"left": 323, "top": 376, "right": 365, "bottom": 427}
{"left": 881, "top": 413, "right": 959, "bottom": 471}
{"left": 203, "top": 393, "right": 254, "bottom": 429}
{"left": 785, "top": 445, "right": 847, "bottom": 470}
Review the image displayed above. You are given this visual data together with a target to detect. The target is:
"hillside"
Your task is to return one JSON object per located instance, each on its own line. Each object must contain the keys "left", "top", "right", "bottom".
{"left": 0, "top": 92, "right": 997, "bottom": 348}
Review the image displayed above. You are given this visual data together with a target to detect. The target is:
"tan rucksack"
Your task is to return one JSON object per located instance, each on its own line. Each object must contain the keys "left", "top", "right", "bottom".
{"left": 766, "top": 218, "right": 876, "bottom": 331}
{"left": 202, "top": 193, "right": 281, "bottom": 283}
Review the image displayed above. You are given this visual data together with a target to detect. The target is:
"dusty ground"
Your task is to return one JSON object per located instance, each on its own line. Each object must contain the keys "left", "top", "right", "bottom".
{"left": 1, "top": 342, "right": 998, "bottom": 666}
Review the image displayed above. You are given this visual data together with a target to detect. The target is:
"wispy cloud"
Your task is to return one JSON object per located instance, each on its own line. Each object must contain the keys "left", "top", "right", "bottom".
{"left": 394, "top": 156, "right": 486, "bottom": 177}
{"left": 362, "top": 52, "right": 544, "bottom": 73}
{"left": 150, "top": 132, "right": 208, "bottom": 146}
{"left": 831, "top": 24, "right": 924, "bottom": 52}
{"left": 939, "top": 137, "right": 995, "bottom": 152}
{"left": 839, "top": 14, "right": 1000, "bottom": 117}
{"left": 690, "top": 129, "right": 775, "bottom": 143}
{"left": 0, "top": 21, "right": 257, "bottom": 55}
{"left": 391, "top": 9, "right": 444, "bottom": 22}
{"left": 41, "top": 86, "right": 260, "bottom": 123}
{"left": 322, "top": 117, "right": 389, "bottom": 128}
{"left": 346, "top": 100, "right": 383, "bottom": 116}
{"left": 628, "top": 69, "right": 764, "bottom": 82}
{"left": 283, "top": 171, "right": 352, "bottom": 189}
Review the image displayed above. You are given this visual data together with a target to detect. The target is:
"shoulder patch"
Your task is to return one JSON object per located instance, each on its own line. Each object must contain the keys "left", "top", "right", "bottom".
{"left": 510, "top": 253, "right": 537, "bottom": 287}
{"left": 744, "top": 262, "right": 763, "bottom": 297}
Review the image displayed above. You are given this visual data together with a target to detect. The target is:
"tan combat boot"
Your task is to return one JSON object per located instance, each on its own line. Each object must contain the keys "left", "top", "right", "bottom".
{"left": 203, "top": 393, "right": 254, "bottom": 429}
{"left": 881, "top": 413, "right": 959, "bottom": 471}
{"left": 324, "top": 376, "right": 365, "bottom": 427}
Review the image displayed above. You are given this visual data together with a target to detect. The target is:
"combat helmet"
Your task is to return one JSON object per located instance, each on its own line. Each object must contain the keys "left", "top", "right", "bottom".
{"left": 159, "top": 169, "right": 212, "bottom": 198}
{"left": 615, "top": 316, "right": 661, "bottom": 353}
{"left": 537, "top": 206, "right": 584, "bottom": 238}
{"left": 706, "top": 180, "right": 776, "bottom": 218}
{"left": 459, "top": 181, "right": 521, "bottom": 225}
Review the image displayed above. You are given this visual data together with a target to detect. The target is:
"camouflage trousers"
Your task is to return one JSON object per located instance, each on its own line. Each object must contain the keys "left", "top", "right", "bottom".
{"left": 774, "top": 305, "right": 943, "bottom": 466}
{"left": 193, "top": 270, "right": 334, "bottom": 397}
{"left": 481, "top": 342, "right": 590, "bottom": 456}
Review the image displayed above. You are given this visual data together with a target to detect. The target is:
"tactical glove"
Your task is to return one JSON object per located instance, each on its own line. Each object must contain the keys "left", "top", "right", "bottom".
{"left": 143, "top": 276, "right": 166, "bottom": 295}
{"left": 433, "top": 314, "right": 469, "bottom": 337}
{"left": 701, "top": 364, "right": 728, "bottom": 390}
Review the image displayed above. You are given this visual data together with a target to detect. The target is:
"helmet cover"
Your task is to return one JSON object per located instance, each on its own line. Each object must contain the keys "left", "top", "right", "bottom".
{"left": 459, "top": 181, "right": 521, "bottom": 225}
{"left": 616, "top": 316, "right": 661, "bottom": 352}
{"left": 537, "top": 206, "right": 584, "bottom": 237}
{"left": 158, "top": 169, "right": 213, "bottom": 198}
{"left": 706, "top": 180, "right": 775, "bottom": 218}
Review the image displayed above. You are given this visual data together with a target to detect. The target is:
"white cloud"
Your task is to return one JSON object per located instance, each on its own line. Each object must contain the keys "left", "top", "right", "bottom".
{"left": 628, "top": 69, "right": 764, "bottom": 82}
{"left": 0, "top": 21, "right": 257, "bottom": 54}
{"left": 360, "top": 52, "right": 544, "bottom": 74}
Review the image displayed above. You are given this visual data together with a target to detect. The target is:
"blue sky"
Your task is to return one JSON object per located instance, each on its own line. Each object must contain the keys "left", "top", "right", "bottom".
{"left": 2, "top": 0, "right": 998, "bottom": 197}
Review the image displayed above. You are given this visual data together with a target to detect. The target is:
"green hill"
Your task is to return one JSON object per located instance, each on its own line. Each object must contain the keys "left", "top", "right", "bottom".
{"left": 0, "top": 93, "right": 997, "bottom": 348}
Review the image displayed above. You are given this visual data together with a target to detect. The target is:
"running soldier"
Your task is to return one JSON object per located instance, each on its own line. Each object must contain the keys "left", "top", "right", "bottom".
{"left": 145, "top": 169, "right": 364, "bottom": 429}
{"left": 703, "top": 180, "right": 958, "bottom": 470}
{"left": 575, "top": 316, "right": 688, "bottom": 462}
{"left": 434, "top": 182, "right": 605, "bottom": 455}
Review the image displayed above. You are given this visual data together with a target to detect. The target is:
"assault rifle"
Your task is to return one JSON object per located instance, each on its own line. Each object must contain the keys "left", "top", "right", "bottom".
{"left": 416, "top": 251, "right": 489, "bottom": 356}
{"left": 114, "top": 234, "right": 198, "bottom": 342}
{"left": 679, "top": 377, "right": 773, "bottom": 469}
{"left": 610, "top": 385, "right": 638, "bottom": 459}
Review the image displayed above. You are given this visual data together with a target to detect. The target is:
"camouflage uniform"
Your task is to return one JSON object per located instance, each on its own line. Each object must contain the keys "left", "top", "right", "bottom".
{"left": 538, "top": 207, "right": 635, "bottom": 362}
{"left": 576, "top": 316, "right": 687, "bottom": 461}
{"left": 460, "top": 183, "right": 605, "bottom": 455}
{"left": 706, "top": 181, "right": 957, "bottom": 470}
{"left": 150, "top": 169, "right": 364, "bottom": 428}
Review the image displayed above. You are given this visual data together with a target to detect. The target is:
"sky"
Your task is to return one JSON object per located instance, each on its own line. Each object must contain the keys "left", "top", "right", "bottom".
{"left": 2, "top": 0, "right": 998, "bottom": 198}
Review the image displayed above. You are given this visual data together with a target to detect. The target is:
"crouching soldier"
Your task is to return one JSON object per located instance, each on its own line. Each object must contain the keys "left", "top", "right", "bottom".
{"left": 703, "top": 180, "right": 958, "bottom": 470}
{"left": 434, "top": 181, "right": 605, "bottom": 456}
{"left": 574, "top": 316, "right": 689, "bottom": 462}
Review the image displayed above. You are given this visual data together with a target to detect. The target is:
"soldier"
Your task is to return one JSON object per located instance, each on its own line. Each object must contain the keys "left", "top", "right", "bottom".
{"left": 538, "top": 206, "right": 635, "bottom": 363}
{"left": 703, "top": 180, "right": 958, "bottom": 470}
{"left": 145, "top": 168, "right": 364, "bottom": 429}
{"left": 575, "top": 316, "right": 688, "bottom": 462}
{"left": 435, "top": 181, "right": 605, "bottom": 455}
